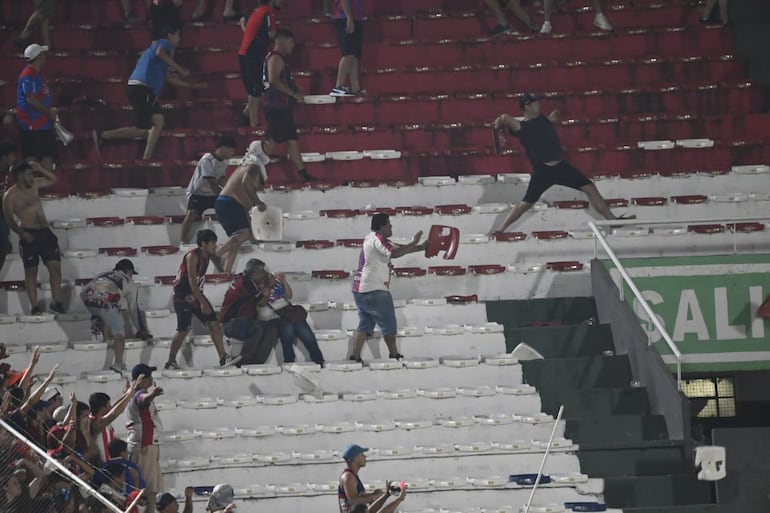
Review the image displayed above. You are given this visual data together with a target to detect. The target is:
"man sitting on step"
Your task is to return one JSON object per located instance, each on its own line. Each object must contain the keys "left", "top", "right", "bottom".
{"left": 338, "top": 444, "right": 407, "bottom": 513}
{"left": 220, "top": 258, "right": 279, "bottom": 366}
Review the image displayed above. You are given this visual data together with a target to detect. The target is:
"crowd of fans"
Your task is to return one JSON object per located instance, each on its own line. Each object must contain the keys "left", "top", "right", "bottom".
{"left": 0, "top": 0, "right": 738, "bottom": 511}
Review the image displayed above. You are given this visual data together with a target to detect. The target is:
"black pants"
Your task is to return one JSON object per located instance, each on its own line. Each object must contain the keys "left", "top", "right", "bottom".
{"left": 223, "top": 317, "right": 278, "bottom": 365}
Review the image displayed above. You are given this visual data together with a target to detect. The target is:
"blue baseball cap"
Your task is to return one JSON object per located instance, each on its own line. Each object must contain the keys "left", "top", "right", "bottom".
{"left": 342, "top": 444, "right": 369, "bottom": 461}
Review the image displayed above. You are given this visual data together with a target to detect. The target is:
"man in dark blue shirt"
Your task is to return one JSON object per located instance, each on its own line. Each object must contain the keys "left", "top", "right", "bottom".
{"left": 490, "top": 92, "right": 632, "bottom": 235}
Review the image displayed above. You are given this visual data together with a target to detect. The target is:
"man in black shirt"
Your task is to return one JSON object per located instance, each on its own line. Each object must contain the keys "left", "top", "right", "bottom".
{"left": 490, "top": 93, "right": 631, "bottom": 235}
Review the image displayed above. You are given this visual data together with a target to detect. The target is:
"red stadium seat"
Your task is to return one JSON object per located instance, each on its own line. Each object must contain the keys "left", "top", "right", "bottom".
{"left": 392, "top": 267, "right": 427, "bottom": 277}
{"left": 87, "top": 217, "right": 125, "bottom": 226}
{"left": 491, "top": 232, "right": 528, "bottom": 242}
{"left": 632, "top": 197, "right": 668, "bottom": 206}
{"left": 312, "top": 270, "right": 351, "bottom": 279}
{"left": 728, "top": 222, "right": 765, "bottom": 233}
{"left": 671, "top": 195, "right": 708, "bottom": 204}
{"left": 127, "top": 216, "right": 166, "bottom": 225}
{"left": 546, "top": 261, "right": 585, "bottom": 272}
{"left": 141, "top": 246, "right": 180, "bottom": 255}
{"left": 336, "top": 239, "right": 365, "bottom": 248}
{"left": 301, "top": 240, "right": 335, "bottom": 250}
{"left": 688, "top": 224, "right": 726, "bottom": 234}
{"left": 468, "top": 265, "right": 506, "bottom": 275}
{"left": 321, "top": 209, "right": 359, "bottom": 218}
{"left": 435, "top": 204, "right": 472, "bottom": 216}
{"left": 532, "top": 231, "right": 570, "bottom": 240}
{"left": 428, "top": 266, "right": 466, "bottom": 276}
{"left": 424, "top": 225, "right": 460, "bottom": 260}
{"left": 99, "top": 247, "right": 138, "bottom": 257}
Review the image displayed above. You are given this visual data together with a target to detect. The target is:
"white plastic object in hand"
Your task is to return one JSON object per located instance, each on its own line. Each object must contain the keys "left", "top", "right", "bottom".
{"left": 250, "top": 205, "right": 283, "bottom": 241}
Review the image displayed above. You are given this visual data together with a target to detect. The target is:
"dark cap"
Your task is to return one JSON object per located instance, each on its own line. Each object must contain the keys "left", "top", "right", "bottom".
{"left": 114, "top": 258, "right": 138, "bottom": 275}
{"left": 131, "top": 363, "right": 157, "bottom": 380}
{"left": 342, "top": 444, "right": 369, "bottom": 461}
{"left": 156, "top": 493, "right": 177, "bottom": 511}
{"left": 519, "top": 92, "right": 539, "bottom": 109}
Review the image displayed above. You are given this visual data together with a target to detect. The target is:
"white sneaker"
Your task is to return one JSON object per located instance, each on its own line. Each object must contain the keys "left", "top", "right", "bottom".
{"left": 594, "top": 13, "right": 613, "bottom": 30}
{"left": 540, "top": 21, "right": 552, "bottom": 34}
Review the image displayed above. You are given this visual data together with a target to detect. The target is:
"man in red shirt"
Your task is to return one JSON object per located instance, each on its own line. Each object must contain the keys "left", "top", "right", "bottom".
{"left": 238, "top": 0, "right": 280, "bottom": 127}
{"left": 220, "top": 258, "right": 277, "bottom": 365}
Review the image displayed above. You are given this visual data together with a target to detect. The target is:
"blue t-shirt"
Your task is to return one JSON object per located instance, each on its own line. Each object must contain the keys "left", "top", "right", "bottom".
{"left": 95, "top": 458, "right": 146, "bottom": 493}
{"left": 17, "top": 65, "right": 52, "bottom": 130}
{"left": 129, "top": 39, "right": 174, "bottom": 96}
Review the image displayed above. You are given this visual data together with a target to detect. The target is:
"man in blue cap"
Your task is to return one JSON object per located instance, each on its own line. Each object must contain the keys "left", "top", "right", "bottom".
{"left": 338, "top": 443, "right": 407, "bottom": 513}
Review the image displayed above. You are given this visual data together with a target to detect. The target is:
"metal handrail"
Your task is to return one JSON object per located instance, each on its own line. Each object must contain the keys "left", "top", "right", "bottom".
{"left": 588, "top": 221, "right": 683, "bottom": 388}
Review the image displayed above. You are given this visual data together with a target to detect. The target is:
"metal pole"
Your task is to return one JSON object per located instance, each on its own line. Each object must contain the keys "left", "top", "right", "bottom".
{"left": 524, "top": 405, "right": 565, "bottom": 513}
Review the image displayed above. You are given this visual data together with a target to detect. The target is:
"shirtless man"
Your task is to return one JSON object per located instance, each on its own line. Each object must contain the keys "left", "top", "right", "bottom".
{"left": 2, "top": 161, "right": 64, "bottom": 314}
{"left": 213, "top": 151, "right": 268, "bottom": 274}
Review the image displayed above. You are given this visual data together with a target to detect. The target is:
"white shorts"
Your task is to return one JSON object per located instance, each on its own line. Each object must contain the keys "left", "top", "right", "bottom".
{"left": 87, "top": 307, "right": 126, "bottom": 337}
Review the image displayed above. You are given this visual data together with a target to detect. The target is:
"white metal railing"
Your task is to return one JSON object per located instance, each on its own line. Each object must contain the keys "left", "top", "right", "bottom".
{"left": 588, "top": 219, "right": 685, "bottom": 388}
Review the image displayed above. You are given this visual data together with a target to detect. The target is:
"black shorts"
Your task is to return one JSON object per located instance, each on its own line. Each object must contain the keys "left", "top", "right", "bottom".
{"left": 522, "top": 161, "right": 593, "bottom": 204}
{"left": 127, "top": 84, "right": 161, "bottom": 130}
{"left": 335, "top": 18, "right": 364, "bottom": 59}
{"left": 264, "top": 109, "right": 298, "bottom": 144}
{"left": 20, "top": 129, "right": 57, "bottom": 160}
{"left": 0, "top": 209, "right": 11, "bottom": 252}
{"left": 174, "top": 300, "right": 219, "bottom": 331}
{"left": 187, "top": 194, "right": 218, "bottom": 215}
{"left": 214, "top": 196, "right": 251, "bottom": 236}
{"left": 19, "top": 227, "right": 61, "bottom": 269}
{"left": 238, "top": 53, "right": 266, "bottom": 98}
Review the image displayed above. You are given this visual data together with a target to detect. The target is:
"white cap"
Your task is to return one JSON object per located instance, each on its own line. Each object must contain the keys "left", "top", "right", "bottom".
{"left": 52, "top": 405, "right": 68, "bottom": 423}
{"left": 41, "top": 386, "right": 61, "bottom": 402}
{"left": 240, "top": 140, "right": 270, "bottom": 182}
{"left": 24, "top": 44, "right": 49, "bottom": 62}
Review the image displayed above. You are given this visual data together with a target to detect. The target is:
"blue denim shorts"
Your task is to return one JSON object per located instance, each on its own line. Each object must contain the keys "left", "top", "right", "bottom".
{"left": 353, "top": 290, "right": 397, "bottom": 335}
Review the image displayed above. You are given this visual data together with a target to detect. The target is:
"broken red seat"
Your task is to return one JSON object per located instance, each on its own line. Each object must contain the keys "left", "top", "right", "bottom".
{"left": 127, "top": 216, "right": 166, "bottom": 225}
{"left": 428, "top": 266, "right": 466, "bottom": 276}
{"left": 425, "top": 225, "right": 460, "bottom": 260}
{"left": 336, "top": 239, "right": 364, "bottom": 248}
{"left": 552, "top": 200, "right": 589, "bottom": 209}
{"left": 312, "top": 270, "right": 351, "bottom": 279}
{"left": 547, "top": 261, "right": 585, "bottom": 272}
{"left": 632, "top": 197, "right": 668, "bottom": 206}
{"left": 446, "top": 294, "right": 478, "bottom": 303}
{"left": 532, "top": 231, "right": 570, "bottom": 240}
{"left": 468, "top": 264, "right": 506, "bottom": 275}
{"left": 607, "top": 198, "right": 629, "bottom": 208}
{"left": 141, "top": 246, "right": 180, "bottom": 255}
{"left": 491, "top": 232, "right": 528, "bottom": 242}
{"left": 99, "top": 247, "right": 138, "bottom": 257}
{"left": 301, "top": 240, "right": 335, "bottom": 250}
{"left": 435, "top": 204, "right": 472, "bottom": 215}
{"left": 393, "top": 267, "right": 427, "bottom": 277}
{"left": 87, "top": 217, "right": 125, "bottom": 226}
{"left": 688, "top": 224, "right": 726, "bottom": 234}
{"left": 728, "top": 222, "right": 765, "bottom": 233}
{"left": 363, "top": 208, "right": 398, "bottom": 217}
{"left": 671, "top": 195, "right": 708, "bottom": 204}
{"left": 397, "top": 206, "right": 435, "bottom": 216}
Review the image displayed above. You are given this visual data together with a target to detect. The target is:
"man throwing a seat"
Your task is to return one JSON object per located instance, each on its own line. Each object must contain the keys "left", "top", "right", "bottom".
{"left": 349, "top": 213, "right": 426, "bottom": 363}
{"left": 490, "top": 93, "right": 631, "bottom": 235}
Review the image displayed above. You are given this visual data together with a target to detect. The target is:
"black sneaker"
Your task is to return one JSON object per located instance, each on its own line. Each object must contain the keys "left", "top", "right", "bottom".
{"left": 49, "top": 302, "right": 66, "bottom": 314}
{"left": 388, "top": 353, "right": 405, "bottom": 360}
{"left": 30, "top": 306, "right": 42, "bottom": 316}
{"left": 298, "top": 169, "right": 316, "bottom": 182}
{"left": 348, "top": 355, "right": 363, "bottom": 363}
{"left": 491, "top": 24, "right": 511, "bottom": 37}
{"left": 164, "top": 360, "right": 181, "bottom": 370}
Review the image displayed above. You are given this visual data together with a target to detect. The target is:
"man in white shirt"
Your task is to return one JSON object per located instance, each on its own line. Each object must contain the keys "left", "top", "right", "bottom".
{"left": 350, "top": 213, "right": 426, "bottom": 362}
{"left": 181, "top": 135, "right": 237, "bottom": 244}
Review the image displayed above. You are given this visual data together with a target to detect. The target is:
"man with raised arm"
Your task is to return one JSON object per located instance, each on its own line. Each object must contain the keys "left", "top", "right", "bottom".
{"left": 2, "top": 161, "right": 64, "bottom": 314}
{"left": 490, "top": 93, "right": 632, "bottom": 236}
{"left": 349, "top": 213, "right": 427, "bottom": 363}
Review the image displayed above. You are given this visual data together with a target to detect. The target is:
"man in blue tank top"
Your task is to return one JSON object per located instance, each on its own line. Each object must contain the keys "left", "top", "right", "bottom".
{"left": 338, "top": 444, "right": 407, "bottom": 513}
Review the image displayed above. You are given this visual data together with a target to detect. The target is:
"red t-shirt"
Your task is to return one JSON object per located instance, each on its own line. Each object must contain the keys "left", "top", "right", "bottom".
{"left": 238, "top": 6, "right": 277, "bottom": 57}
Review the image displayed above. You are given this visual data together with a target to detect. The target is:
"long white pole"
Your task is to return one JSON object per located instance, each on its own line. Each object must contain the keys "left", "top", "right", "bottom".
{"left": 524, "top": 405, "right": 565, "bottom": 513}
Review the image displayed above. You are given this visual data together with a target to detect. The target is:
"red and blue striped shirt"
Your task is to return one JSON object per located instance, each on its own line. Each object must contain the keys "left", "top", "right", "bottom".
{"left": 16, "top": 65, "right": 52, "bottom": 130}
